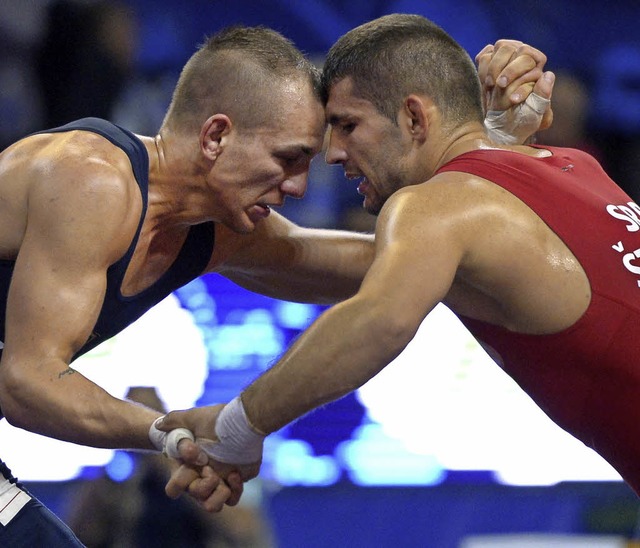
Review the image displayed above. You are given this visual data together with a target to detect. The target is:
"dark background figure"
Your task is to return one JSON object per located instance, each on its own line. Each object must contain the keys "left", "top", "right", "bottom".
{"left": 35, "top": 0, "right": 136, "bottom": 128}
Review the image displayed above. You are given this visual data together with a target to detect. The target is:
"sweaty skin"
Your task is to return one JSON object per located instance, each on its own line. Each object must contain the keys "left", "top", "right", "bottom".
{"left": 160, "top": 38, "right": 557, "bottom": 504}
{"left": 0, "top": 75, "right": 373, "bottom": 512}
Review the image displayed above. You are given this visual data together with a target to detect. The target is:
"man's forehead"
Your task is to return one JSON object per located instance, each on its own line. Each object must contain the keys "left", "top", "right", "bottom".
{"left": 326, "top": 79, "right": 375, "bottom": 123}
{"left": 268, "top": 117, "right": 325, "bottom": 156}
{"left": 268, "top": 94, "right": 325, "bottom": 133}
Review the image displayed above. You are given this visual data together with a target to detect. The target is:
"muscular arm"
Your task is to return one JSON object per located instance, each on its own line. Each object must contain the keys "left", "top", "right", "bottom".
{"left": 240, "top": 186, "right": 464, "bottom": 433}
{"left": 0, "top": 145, "right": 160, "bottom": 449}
{"left": 213, "top": 211, "right": 374, "bottom": 304}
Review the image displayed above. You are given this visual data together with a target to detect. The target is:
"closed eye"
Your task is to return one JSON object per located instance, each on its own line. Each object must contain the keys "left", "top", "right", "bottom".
{"left": 278, "top": 154, "right": 304, "bottom": 167}
{"left": 328, "top": 114, "right": 357, "bottom": 135}
{"left": 275, "top": 145, "right": 315, "bottom": 167}
{"left": 339, "top": 122, "right": 356, "bottom": 135}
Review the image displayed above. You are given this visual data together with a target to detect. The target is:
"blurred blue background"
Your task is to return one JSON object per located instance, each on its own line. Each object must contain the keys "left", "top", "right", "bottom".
{"left": 2, "top": 1, "right": 640, "bottom": 546}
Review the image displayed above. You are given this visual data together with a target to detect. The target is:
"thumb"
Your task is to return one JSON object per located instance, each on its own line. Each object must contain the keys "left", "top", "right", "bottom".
{"left": 156, "top": 409, "right": 193, "bottom": 432}
{"left": 532, "top": 71, "right": 555, "bottom": 101}
{"left": 533, "top": 71, "right": 555, "bottom": 131}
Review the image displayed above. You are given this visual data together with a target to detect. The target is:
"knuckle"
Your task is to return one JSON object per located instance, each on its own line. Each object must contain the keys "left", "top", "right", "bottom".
{"left": 495, "top": 39, "right": 520, "bottom": 49}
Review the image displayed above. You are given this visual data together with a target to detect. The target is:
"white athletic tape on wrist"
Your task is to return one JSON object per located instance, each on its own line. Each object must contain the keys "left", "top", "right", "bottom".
{"left": 484, "top": 92, "right": 550, "bottom": 145}
{"left": 148, "top": 417, "right": 195, "bottom": 459}
{"left": 197, "top": 396, "right": 265, "bottom": 465}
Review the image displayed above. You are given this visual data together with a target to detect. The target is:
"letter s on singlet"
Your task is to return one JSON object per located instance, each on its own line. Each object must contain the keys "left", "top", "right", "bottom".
{"left": 607, "top": 204, "right": 640, "bottom": 232}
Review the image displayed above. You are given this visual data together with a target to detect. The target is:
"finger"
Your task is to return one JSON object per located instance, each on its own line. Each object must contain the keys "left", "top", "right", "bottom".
{"left": 500, "top": 43, "right": 546, "bottom": 87}
{"left": 475, "top": 44, "right": 494, "bottom": 83}
{"left": 507, "top": 81, "right": 535, "bottom": 106}
{"left": 492, "top": 39, "right": 525, "bottom": 50}
{"left": 475, "top": 40, "right": 528, "bottom": 78}
{"left": 225, "top": 471, "right": 245, "bottom": 507}
{"left": 500, "top": 56, "right": 550, "bottom": 105}
{"left": 504, "top": 65, "right": 553, "bottom": 106}
{"left": 178, "top": 437, "right": 209, "bottom": 466}
{"left": 496, "top": 56, "right": 538, "bottom": 91}
{"left": 482, "top": 44, "right": 519, "bottom": 87}
{"left": 201, "top": 484, "right": 231, "bottom": 513}
{"left": 165, "top": 464, "right": 200, "bottom": 499}
{"left": 186, "top": 466, "right": 222, "bottom": 502}
{"left": 155, "top": 409, "right": 190, "bottom": 432}
{"left": 474, "top": 43, "right": 495, "bottom": 65}
{"left": 484, "top": 41, "right": 547, "bottom": 89}
{"left": 512, "top": 43, "right": 546, "bottom": 67}
{"left": 492, "top": 40, "right": 545, "bottom": 65}
{"left": 199, "top": 470, "right": 231, "bottom": 512}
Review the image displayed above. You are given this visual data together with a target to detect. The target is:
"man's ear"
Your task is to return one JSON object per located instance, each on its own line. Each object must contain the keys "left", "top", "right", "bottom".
{"left": 403, "top": 95, "right": 430, "bottom": 142}
{"left": 200, "top": 114, "right": 232, "bottom": 161}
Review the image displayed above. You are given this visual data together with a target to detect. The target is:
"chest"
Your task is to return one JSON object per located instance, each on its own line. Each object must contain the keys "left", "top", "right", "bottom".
{"left": 120, "top": 227, "right": 189, "bottom": 297}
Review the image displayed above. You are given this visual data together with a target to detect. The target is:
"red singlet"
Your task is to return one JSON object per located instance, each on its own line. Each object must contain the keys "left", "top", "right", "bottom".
{"left": 437, "top": 146, "right": 640, "bottom": 494}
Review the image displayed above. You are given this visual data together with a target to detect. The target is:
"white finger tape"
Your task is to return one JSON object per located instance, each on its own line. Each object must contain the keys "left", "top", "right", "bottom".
{"left": 165, "top": 428, "right": 195, "bottom": 459}
{"left": 485, "top": 92, "right": 550, "bottom": 145}
{"left": 524, "top": 92, "right": 550, "bottom": 115}
{"left": 148, "top": 416, "right": 194, "bottom": 458}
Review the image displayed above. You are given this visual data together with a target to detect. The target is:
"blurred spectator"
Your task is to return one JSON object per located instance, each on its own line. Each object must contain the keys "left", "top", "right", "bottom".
{"left": 65, "top": 387, "right": 275, "bottom": 548}
{"left": 35, "top": 0, "right": 137, "bottom": 127}
{"left": 0, "top": 0, "right": 50, "bottom": 148}
{"left": 590, "top": 44, "right": 640, "bottom": 203}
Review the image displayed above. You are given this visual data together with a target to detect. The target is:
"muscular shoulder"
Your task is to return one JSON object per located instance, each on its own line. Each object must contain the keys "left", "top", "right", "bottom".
{"left": 32, "top": 131, "right": 136, "bottom": 196}
{"left": 377, "top": 172, "right": 506, "bottom": 240}
{"left": 376, "top": 169, "right": 546, "bottom": 275}
{"left": 1, "top": 131, "right": 143, "bottom": 262}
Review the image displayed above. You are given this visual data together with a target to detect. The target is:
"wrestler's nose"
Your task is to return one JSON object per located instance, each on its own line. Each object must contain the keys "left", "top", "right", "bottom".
{"left": 325, "top": 131, "right": 347, "bottom": 165}
{"left": 280, "top": 172, "right": 307, "bottom": 199}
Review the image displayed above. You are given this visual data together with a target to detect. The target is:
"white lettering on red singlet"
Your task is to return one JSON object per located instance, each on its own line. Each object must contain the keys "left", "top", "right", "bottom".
{"left": 607, "top": 201, "right": 640, "bottom": 286}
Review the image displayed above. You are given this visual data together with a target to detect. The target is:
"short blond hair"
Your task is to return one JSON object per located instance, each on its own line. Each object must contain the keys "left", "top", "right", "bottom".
{"left": 163, "top": 26, "right": 322, "bottom": 133}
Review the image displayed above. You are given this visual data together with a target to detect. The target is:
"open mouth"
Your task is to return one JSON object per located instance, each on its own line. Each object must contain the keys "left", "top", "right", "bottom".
{"left": 356, "top": 178, "right": 370, "bottom": 196}
{"left": 347, "top": 175, "right": 369, "bottom": 195}
{"left": 346, "top": 172, "right": 366, "bottom": 188}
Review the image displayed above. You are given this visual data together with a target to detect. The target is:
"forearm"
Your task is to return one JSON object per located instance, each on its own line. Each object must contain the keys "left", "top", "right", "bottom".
{"left": 0, "top": 355, "right": 161, "bottom": 450}
{"left": 224, "top": 230, "right": 375, "bottom": 305}
{"left": 241, "top": 295, "right": 415, "bottom": 434}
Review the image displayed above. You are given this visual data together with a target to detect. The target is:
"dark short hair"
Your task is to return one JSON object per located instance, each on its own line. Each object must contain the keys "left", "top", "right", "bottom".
{"left": 164, "top": 25, "right": 322, "bottom": 132}
{"left": 321, "top": 14, "right": 483, "bottom": 127}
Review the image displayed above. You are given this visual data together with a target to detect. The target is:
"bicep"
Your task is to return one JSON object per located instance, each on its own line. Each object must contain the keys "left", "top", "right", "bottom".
{"left": 5, "top": 233, "right": 107, "bottom": 363}
{"left": 3, "top": 164, "right": 135, "bottom": 365}
{"left": 358, "top": 192, "right": 463, "bottom": 329}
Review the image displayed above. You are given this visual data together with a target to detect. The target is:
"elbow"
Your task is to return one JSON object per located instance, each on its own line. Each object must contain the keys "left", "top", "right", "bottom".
{"left": 381, "top": 316, "right": 420, "bottom": 358}
{"left": 0, "top": 367, "right": 32, "bottom": 430}
{"left": 362, "top": 300, "right": 422, "bottom": 361}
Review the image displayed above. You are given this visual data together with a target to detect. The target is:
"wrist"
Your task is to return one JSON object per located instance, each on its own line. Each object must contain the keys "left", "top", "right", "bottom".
{"left": 484, "top": 92, "right": 550, "bottom": 145}
{"left": 197, "top": 396, "right": 266, "bottom": 465}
